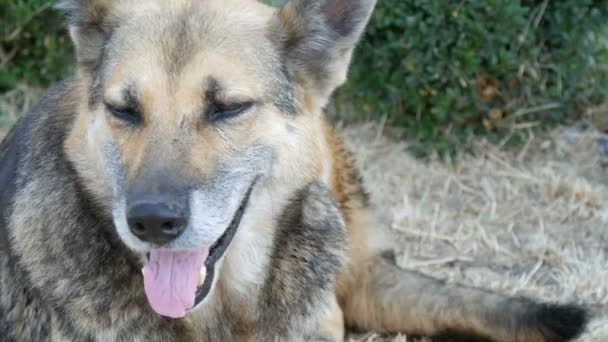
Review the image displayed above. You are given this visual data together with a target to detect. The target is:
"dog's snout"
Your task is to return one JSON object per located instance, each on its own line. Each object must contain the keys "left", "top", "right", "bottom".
{"left": 127, "top": 200, "right": 187, "bottom": 245}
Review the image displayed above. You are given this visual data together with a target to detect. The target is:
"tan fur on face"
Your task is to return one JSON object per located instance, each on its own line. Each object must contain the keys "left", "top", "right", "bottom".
{"left": 65, "top": 0, "right": 323, "bottom": 205}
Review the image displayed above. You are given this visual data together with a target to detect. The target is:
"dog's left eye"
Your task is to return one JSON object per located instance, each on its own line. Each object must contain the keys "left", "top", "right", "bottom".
{"left": 207, "top": 101, "right": 253, "bottom": 122}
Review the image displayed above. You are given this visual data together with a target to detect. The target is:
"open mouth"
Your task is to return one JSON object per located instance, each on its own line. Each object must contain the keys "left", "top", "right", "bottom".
{"left": 142, "top": 179, "right": 257, "bottom": 318}
{"left": 193, "top": 179, "right": 255, "bottom": 305}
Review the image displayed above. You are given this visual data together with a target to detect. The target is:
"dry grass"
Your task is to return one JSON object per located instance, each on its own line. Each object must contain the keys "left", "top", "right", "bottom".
{"left": 1, "top": 89, "right": 607, "bottom": 340}
{"left": 341, "top": 123, "right": 608, "bottom": 341}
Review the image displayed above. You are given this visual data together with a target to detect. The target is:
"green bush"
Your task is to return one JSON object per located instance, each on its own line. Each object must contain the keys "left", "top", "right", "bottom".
{"left": 340, "top": 0, "right": 608, "bottom": 156}
{"left": 1, "top": 0, "right": 73, "bottom": 91}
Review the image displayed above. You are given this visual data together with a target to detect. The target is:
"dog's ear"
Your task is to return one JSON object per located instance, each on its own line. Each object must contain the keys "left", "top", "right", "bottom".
{"left": 56, "top": 0, "right": 116, "bottom": 72}
{"left": 270, "top": 0, "right": 376, "bottom": 109}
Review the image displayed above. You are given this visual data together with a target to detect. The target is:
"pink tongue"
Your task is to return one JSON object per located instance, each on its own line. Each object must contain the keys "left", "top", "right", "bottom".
{"left": 143, "top": 249, "right": 209, "bottom": 318}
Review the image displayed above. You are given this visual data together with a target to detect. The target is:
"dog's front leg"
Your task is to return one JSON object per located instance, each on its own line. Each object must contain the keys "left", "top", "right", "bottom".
{"left": 251, "top": 293, "right": 344, "bottom": 342}
{"left": 308, "top": 294, "right": 345, "bottom": 342}
{"left": 251, "top": 181, "right": 347, "bottom": 342}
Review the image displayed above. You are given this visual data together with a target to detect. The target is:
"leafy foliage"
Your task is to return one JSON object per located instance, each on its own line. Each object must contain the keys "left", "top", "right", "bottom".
{"left": 340, "top": 0, "right": 608, "bottom": 156}
{"left": 1, "top": 0, "right": 73, "bottom": 91}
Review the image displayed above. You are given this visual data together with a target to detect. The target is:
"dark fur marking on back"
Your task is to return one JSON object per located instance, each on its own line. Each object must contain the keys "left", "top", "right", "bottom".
{"left": 0, "top": 82, "right": 73, "bottom": 341}
{"left": 0, "top": 122, "right": 21, "bottom": 253}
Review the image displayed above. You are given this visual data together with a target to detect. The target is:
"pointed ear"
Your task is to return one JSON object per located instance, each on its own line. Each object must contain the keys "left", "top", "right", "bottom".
{"left": 56, "top": 0, "right": 116, "bottom": 72}
{"left": 270, "top": 0, "right": 376, "bottom": 109}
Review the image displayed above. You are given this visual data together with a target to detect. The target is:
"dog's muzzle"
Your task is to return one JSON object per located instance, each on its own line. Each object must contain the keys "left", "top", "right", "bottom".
{"left": 138, "top": 178, "right": 257, "bottom": 318}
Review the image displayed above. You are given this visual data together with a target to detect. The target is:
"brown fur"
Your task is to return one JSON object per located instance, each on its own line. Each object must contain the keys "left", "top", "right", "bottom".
{"left": 0, "top": 0, "right": 589, "bottom": 341}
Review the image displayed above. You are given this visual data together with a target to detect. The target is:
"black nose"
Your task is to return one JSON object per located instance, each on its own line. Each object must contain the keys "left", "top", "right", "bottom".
{"left": 126, "top": 201, "right": 187, "bottom": 245}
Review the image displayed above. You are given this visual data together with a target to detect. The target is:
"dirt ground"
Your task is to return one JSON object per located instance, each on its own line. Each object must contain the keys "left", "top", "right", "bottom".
{"left": 341, "top": 123, "right": 608, "bottom": 341}
{"left": 1, "top": 88, "right": 607, "bottom": 341}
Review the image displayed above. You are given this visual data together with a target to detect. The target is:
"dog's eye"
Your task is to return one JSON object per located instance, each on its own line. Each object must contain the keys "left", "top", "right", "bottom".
{"left": 207, "top": 101, "right": 253, "bottom": 122}
{"left": 105, "top": 103, "right": 141, "bottom": 125}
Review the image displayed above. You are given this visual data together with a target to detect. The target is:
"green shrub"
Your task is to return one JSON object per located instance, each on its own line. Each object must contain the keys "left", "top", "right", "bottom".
{"left": 1, "top": 0, "right": 73, "bottom": 91}
{"left": 339, "top": 0, "right": 608, "bottom": 156}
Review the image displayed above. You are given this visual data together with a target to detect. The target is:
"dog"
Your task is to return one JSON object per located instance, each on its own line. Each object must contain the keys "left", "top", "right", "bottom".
{"left": 0, "top": 0, "right": 590, "bottom": 340}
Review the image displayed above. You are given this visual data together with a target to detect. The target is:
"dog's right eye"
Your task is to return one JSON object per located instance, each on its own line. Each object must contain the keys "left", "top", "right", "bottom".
{"left": 105, "top": 103, "right": 142, "bottom": 125}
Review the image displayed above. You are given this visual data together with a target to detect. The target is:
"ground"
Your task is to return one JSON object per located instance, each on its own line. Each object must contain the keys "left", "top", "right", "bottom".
{"left": 1, "top": 87, "right": 607, "bottom": 341}
{"left": 342, "top": 123, "right": 608, "bottom": 341}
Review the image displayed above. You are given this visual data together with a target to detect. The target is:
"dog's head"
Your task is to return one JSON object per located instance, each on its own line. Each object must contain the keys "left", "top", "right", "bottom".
{"left": 62, "top": 0, "right": 375, "bottom": 318}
